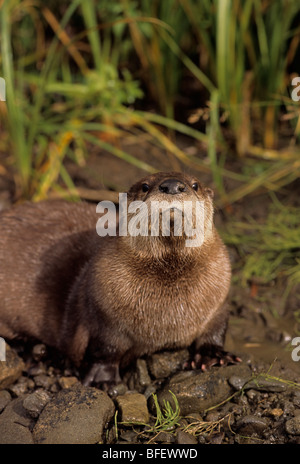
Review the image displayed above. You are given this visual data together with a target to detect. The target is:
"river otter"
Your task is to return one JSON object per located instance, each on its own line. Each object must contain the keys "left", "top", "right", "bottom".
{"left": 0, "top": 172, "right": 235, "bottom": 384}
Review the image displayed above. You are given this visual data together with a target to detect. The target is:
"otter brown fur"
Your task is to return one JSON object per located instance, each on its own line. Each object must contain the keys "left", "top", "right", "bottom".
{"left": 0, "top": 172, "right": 233, "bottom": 384}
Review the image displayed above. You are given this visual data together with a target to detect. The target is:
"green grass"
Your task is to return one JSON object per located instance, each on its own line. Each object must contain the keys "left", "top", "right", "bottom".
{"left": 118, "top": 391, "right": 181, "bottom": 443}
{"left": 1, "top": 0, "right": 299, "bottom": 200}
{"left": 221, "top": 202, "right": 300, "bottom": 296}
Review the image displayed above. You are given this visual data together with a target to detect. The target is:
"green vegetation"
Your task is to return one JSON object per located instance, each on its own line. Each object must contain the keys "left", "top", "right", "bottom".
{"left": 119, "top": 391, "right": 181, "bottom": 442}
{"left": 0, "top": 0, "right": 299, "bottom": 288}
{"left": 148, "top": 391, "right": 181, "bottom": 434}
{"left": 221, "top": 204, "right": 300, "bottom": 294}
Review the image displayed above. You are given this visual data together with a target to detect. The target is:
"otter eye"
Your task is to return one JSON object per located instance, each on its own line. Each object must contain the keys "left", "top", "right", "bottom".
{"left": 192, "top": 182, "right": 198, "bottom": 191}
{"left": 142, "top": 183, "right": 150, "bottom": 192}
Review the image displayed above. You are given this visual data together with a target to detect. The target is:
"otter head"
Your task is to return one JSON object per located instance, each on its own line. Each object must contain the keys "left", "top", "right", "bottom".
{"left": 123, "top": 172, "right": 215, "bottom": 258}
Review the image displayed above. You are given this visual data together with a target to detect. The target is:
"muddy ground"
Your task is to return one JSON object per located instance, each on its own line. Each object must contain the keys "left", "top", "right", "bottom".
{"left": 0, "top": 139, "right": 299, "bottom": 444}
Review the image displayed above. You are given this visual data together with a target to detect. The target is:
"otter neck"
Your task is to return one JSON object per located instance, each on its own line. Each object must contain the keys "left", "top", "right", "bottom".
{"left": 119, "top": 233, "right": 210, "bottom": 268}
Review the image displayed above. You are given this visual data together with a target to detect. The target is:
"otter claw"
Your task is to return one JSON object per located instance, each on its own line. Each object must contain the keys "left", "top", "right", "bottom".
{"left": 186, "top": 348, "right": 241, "bottom": 371}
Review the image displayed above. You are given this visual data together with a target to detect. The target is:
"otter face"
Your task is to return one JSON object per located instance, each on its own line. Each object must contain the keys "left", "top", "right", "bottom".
{"left": 128, "top": 171, "right": 214, "bottom": 203}
{"left": 125, "top": 172, "right": 215, "bottom": 249}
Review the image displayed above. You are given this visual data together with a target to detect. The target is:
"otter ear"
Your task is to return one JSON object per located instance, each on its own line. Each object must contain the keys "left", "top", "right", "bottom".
{"left": 205, "top": 187, "right": 214, "bottom": 198}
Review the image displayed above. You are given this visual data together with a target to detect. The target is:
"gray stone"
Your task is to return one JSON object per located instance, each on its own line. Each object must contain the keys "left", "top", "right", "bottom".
{"left": 23, "top": 389, "right": 52, "bottom": 418}
{"left": 33, "top": 374, "right": 56, "bottom": 389}
{"left": 9, "top": 376, "right": 28, "bottom": 396}
{"left": 116, "top": 392, "right": 149, "bottom": 424}
{"left": 108, "top": 382, "right": 128, "bottom": 398}
{"left": 135, "top": 359, "right": 151, "bottom": 387}
{"left": 154, "top": 431, "right": 176, "bottom": 443}
{"left": 176, "top": 430, "right": 198, "bottom": 445}
{"left": 228, "top": 374, "right": 252, "bottom": 391}
{"left": 0, "top": 344, "right": 25, "bottom": 389}
{"left": 147, "top": 349, "right": 189, "bottom": 379}
{"left": 285, "top": 416, "right": 300, "bottom": 436}
{"left": 32, "top": 344, "right": 47, "bottom": 362}
{"left": 0, "top": 397, "right": 34, "bottom": 444}
{"left": 229, "top": 374, "right": 287, "bottom": 393}
{"left": 158, "top": 364, "right": 251, "bottom": 415}
{"left": 236, "top": 415, "right": 269, "bottom": 435}
{"left": 33, "top": 383, "right": 115, "bottom": 444}
{"left": 0, "top": 389, "right": 11, "bottom": 412}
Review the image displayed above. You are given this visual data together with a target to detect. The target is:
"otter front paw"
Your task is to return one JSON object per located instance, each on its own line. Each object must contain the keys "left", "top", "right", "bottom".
{"left": 186, "top": 345, "right": 242, "bottom": 371}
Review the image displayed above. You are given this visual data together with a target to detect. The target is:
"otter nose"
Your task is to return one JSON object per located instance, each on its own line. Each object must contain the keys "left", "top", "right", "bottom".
{"left": 159, "top": 178, "right": 186, "bottom": 195}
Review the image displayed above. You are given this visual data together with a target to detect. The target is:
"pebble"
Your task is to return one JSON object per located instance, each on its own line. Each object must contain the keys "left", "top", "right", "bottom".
{"left": 126, "top": 359, "right": 152, "bottom": 391}
{"left": 58, "top": 376, "right": 78, "bottom": 389}
{"left": 116, "top": 392, "right": 149, "bottom": 424}
{"left": 32, "top": 344, "right": 47, "bottom": 362}
{"left": 28, "top": 362, "right": 47, "bottom": 376}
{"left": 23, "top": 389, "right": 52, "bottom": 418}
{"left": 135, "top": 359, "right": 151, "bottom": 388}
{"left": 209, "top": 432, "right": 225, "bottom": 444}
{"left": 9, "top": 376, "right": 29, "bottom": 396}
{"left": 154, "top": 431, "right": 176, "bottom": 443}
{"left": 108, "top": 382, "right": 128, "bottom": 398}
{"left": 285, "top": 416, "right": 300, "bottom": 436}
{"left": 33, "top": 374, "right": 56, "bottom": 389}
{"left": 119, "top": 430, "right": 139, "bottom": 443}
{"left": 236, "top": 415, "right": 269, "bottom": 435}
{"left": 229, "top": 374, "right": 287, "bottom": 393}
{"left": 0, "top": 390, "right": 11, "bottom": 412}
{"left": 268, "top": 408, "right": 284, "bottom": 418}
{"left": 0, "top": 344, "right": 25, "bottom": 389}
{"left": 143, "top": 384, "right": 157, "bottom": 400}
{"left": 176, "top": 430, "right": 198, "bottom": 445}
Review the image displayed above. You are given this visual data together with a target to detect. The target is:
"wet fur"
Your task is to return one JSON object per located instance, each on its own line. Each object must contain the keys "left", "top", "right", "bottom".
{"left": 0, "top": 172, "right": 231, "bottom": 383}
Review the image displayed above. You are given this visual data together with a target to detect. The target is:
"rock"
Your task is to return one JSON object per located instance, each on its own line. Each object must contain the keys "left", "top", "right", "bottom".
{"left": 28, "top": 362, "right": 47, "bottom": 377}
{"left": 126, "top": 359, "right": 152, "bottom": 391}
{"left": 116, "top": 392, "right": 149, "bottom": 424}
{"left": 176, "top": 430, "right": 198, "bottom": 445}
{"left": 33, "top": 383, "right": 115, "bottom": 444}
{"left": 236, "top": 415, "right": 269, "bottom": 435}
{"left": 144, "top": 384, "right": 157, "bottom": 400}
{"left": 23, "top": 390, "right": 51, "bottom": 418}
{"left": 209, "top": 432, "right": 225, "bottom": 444}
{"left": 0, "top": 397, "right": 34, "bottom": 444}
{"left": 58, "top": 376, "right": 78, "bottom": 389}
{"left": 32, "top": 344, "right": 47, "bottom": 362}
{"left": 0, "top": 344, "right": 25, "bottom": 389}
{"left": 147, "top": 349, "right": 189, "bottom": 379}
{"left": 158, "top": 364, "right": 251, "bottom": 415}
{"left": 0, "top": 390, "right": 11, "bottom": 412}
{"left": 119, "top": 430, "right": 139, "bottom": 443}
{"left": 108, "top": 382, "right": 128, "bottom": 398}
{"left": 9, "top": 376, "right": 29, "bottom": 396}
{"left": 228, "top": 374, "right": 252, "bottom": 391}
{"left": 33, "top": 374, "right": 56, "bottom": 389}
{"left": 267, "top": 408, "right": 284, "bottom": 418}
{"left": 285, "top": 416, "right": 300, "bottom": 436}
{"left": 135, "top": 359, "right": 151, "bottom": 387}
{"left": 229, "top": 374, "right": 287, "bottom": 393}
{"left": 154, "top": 431, "right": 176, "bottom": 443}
